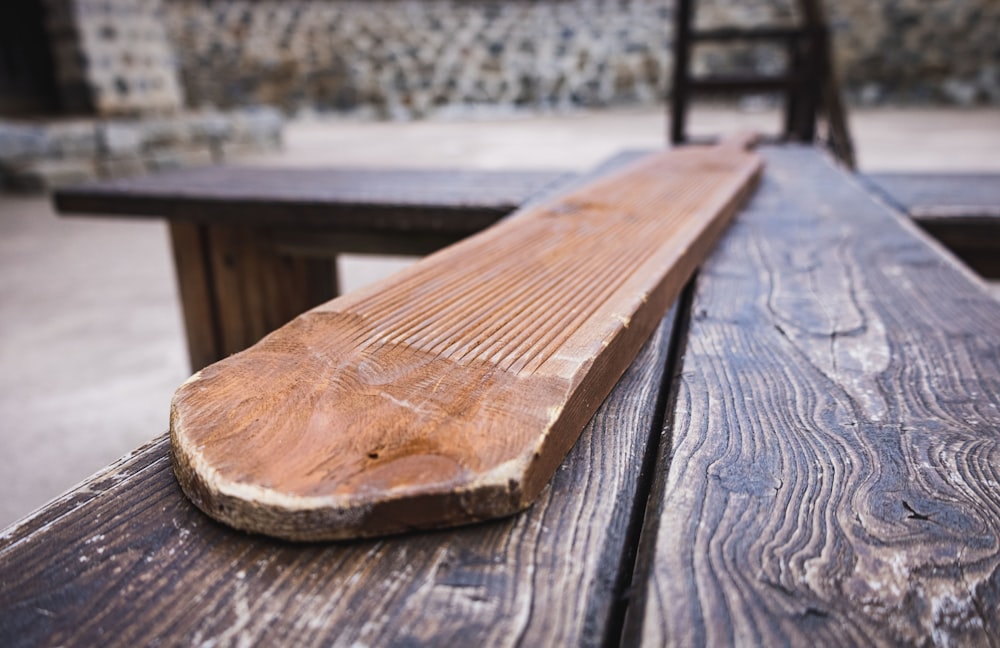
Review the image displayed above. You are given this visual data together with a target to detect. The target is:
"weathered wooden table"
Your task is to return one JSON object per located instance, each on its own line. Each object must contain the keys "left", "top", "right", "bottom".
{"left": 865, "top": 172, "right": 1000, "bottom": 279}
{"left": 54, "top": 166, "right": 573, "bottom": 370}
{"left": 6, "top": 146, "right": 1000, "bottom": 646}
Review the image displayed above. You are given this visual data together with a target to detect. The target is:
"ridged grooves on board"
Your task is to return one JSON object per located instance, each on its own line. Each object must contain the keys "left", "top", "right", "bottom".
{"left": 170, "top": 145, "right": 762, "bottom": 540}
{"left": 342, "top": 173, "right": 727, "bottom": 375}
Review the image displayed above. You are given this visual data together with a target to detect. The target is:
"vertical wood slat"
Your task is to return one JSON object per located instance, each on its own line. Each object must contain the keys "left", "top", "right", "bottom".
{"left": 169, "top": 222, "right": 338, "bottom": 371}
{"left": 168, "top": 221, "right": 221, "bottom": 371}
{"left": 205, "top": 225, "right": 337, "bottom": 363}
{"left": 205, "top": 225, "right": 250, "bottom": 358}
{"left": 669, "top": 0, "right": 694, "bottom": 144}
{"left": 626, "top": 146, "right": 1000, "bottom": 645}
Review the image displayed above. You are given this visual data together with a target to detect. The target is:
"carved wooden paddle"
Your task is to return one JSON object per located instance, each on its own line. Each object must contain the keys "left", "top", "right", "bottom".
{"left": 170, "top": 142, "right": 763, "bottom": 540}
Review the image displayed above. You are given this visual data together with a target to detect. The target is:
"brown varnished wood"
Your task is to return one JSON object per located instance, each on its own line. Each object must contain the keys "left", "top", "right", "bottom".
{"left": 0, "top": 308, "right": 679, "bottom": 647}
{"left": 169, "top": 222, "right": 337, "bottom": 370}
{"left": 625, "top": 147, "right": 1000, "bottom": 645}
{"left": 170, "top": 144, "right": 763, "bottom": 540}
{"left": 56, "top": 168, "right": 577, "bottom": 371}
{"left": 168, "top": 221, "right": 221, "bottom": 370}
{"left": 204, "top": 225, "right": 337, "bottom": 361}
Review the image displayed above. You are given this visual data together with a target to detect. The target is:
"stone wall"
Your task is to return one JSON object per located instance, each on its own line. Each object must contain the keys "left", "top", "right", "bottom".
{"left": 0, "top": 108, "right": 282, "bottom": 191}
{"left": 829, "top": 0, "right": 1000, "bottom": 105}
{"left": 161, "top": 0, "right": 999, "bottom": 117}
{"left": 697, "top": 0, "right": 1000, "bottom": 105}
{"left": 165, "top": 0, "right": 671, "bottom": 118}
{"left": 44, "top": 0, "right": 185, "bottom": 115}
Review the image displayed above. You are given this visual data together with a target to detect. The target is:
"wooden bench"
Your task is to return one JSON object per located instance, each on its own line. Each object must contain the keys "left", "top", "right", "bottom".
{"left": 5, "top": 146, "right": 999, "bottom": 645}
{"left": 54, "top": 166, "right": 574, "bottom": 370}
{"left": 865, "top": 172, "right": 1000, "bottom": 279}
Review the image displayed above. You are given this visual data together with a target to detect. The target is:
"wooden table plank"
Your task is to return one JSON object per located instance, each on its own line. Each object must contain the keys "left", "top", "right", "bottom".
{"left": 0, "top": 303, "right": 680, "bottom": 647}
{"left": 626, "top": 147, "right": 1000, "bottom": 645}
{"left": 865, "top": 172, "right": 1000, "bottom": 279}
{"left": 865, "top": 172, "right": 1000, "bottom": 220}
{"left": 54, "top": 167, "right": 573, "bottom": 232}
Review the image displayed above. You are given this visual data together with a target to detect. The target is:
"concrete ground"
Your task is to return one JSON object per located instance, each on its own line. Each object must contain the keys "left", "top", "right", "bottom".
{"left": 2, "top": 105, "right": 1000, "bottom": 529}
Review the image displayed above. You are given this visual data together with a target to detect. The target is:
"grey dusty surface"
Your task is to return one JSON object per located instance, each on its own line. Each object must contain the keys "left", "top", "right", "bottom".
{"left": 2, "top": 106, "right": 1000, "bottom": 529}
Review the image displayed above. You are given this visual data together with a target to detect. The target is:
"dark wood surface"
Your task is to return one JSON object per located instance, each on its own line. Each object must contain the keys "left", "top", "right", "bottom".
{"left": 7, "top": 147, "right": 999, "bottom": 645}
{"left": 626, "top": 147, "right": 1000, "bottom": 645}
{"left": 169, "top": 221, "right": 339, "bottom": 370}
{"left": 0, "top": 305, "right": 680, "bottom": 648}
{"left": 866, "top": 172, "right": 1000, "bottom": 219}
{"left": 866, "top": 172, "right": 1000, "bottom": 279}
{"left": 54, "top": 166, "right": 573, "bottom": 233}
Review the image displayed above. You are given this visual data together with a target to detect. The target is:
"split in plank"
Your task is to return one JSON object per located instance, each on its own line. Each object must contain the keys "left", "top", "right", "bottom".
{"left": 626, "top": 147, "right": 1000, "bottom": 646}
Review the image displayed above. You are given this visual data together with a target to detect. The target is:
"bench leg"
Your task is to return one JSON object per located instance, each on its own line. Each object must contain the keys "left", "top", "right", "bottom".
{"left": 169, "top": 222, "right": 220, "bottom": 372}
{"left": 169, "top": 222, "right": 338, "bottom": 371}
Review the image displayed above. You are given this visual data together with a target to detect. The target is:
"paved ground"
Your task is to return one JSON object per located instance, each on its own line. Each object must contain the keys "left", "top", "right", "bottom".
{"left": 2, "top": 106, "right": 1000, "bottom": 528}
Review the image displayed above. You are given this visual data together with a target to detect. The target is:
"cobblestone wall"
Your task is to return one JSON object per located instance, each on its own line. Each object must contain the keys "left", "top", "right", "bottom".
{"left": 0, "top": 108, "right": 282, "bottom": 190}
{"left": 45, "top": 0, "right": 184, "bottom": 115}
{"left": 163, "top": 0, "right": 1000, "bottom": 117}
{"left": 696, "top": 0, "right": 1000, "bottom": 105}
{"left": 829, "top": 0, "right": 1000, "bottom": 105}
{"left": 166, "top": 0, "right": 671, "bottom": 118}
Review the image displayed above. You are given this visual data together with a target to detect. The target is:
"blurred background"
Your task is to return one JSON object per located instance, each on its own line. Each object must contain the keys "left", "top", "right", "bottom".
{"left": 1, "top": 0, "right": 999, "bottom": 528}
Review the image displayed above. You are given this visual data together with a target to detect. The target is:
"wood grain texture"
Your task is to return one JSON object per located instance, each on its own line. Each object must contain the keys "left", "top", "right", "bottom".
{"left": 170, "top": 145, "right": 762, "bottom": 540}
{"left": 54, "top": 167, "right": 573, "bottom": 232}
{"left": 58, "top": 167, "right": 577, "bottom": 371}
{"left": 169, "top": 221, "right": 222, "bottom": 370}
{"left": 0, "top": 308, "right": 677, "bottom": 648}
{"left": 205, "top": 225, "right": 337, "bottom": 362}
{"left": 169, "top": 222, "right": 337, "bottom": 370}
{"left": 626, "top": 147, "right": 1000, "bottom": 646}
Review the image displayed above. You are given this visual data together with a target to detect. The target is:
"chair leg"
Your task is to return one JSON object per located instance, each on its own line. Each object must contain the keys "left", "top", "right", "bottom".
{"left": 798, "top": 0, "right": 856, "bottom": 166}
{"left": 797, "top": 29, "right": 823, "bottom": 142}
{"left": 783, "top": 34, "right": 801, "bottom": 139}
{"left": 670, "top": 0, "right": 694, "bottom": 145}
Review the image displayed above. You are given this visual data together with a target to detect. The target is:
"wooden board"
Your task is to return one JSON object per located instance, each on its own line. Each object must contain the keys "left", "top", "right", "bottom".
{"left": 625, "top": 147, "right": 1000, "bottom": 645}
{"left": 865, "top": 172, "right": 1000, "bottom": 279}
{"left": 0, "top": 306, "right": 679, "bottom": 647}
{"left": 54, "top": 167, "right": 572, "bottom": 232}
{"left": 170, "top": 144, "right": 763, "bottom": 540}
{"left": 865, "top": 172, "right": 1000, "bottom": 220}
